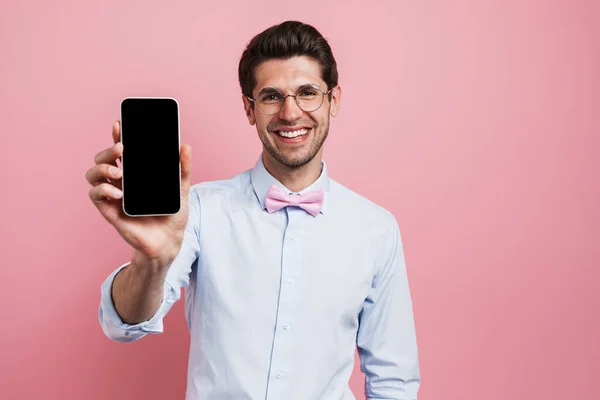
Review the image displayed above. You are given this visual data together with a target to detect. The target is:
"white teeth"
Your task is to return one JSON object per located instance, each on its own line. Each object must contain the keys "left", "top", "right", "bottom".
{"left": 277, "top": 128, "right": 309, "bottom": 138}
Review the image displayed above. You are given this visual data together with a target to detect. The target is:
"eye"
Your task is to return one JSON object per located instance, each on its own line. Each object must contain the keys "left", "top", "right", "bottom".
{"left": 298, "top": 89, "right": 318, "bottom": 98}
{"left": 260, "top": 93, "right": 282, "bottom": 102}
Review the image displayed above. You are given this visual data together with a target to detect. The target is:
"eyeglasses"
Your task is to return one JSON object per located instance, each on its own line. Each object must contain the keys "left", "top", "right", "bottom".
{"left": 247, "top": 84, "right": 333, "bottom": 115}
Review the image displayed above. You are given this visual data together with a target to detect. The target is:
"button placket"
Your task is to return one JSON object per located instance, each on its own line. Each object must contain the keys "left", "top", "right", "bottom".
{"left": 265, "top": 209, "right": 304, "bottom": 398}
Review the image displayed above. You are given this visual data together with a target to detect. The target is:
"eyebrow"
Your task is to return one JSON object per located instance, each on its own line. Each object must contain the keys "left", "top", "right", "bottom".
{"left": 256, "top": 83, "right": 321, "bottom": 97}
{"left": 256, "top": 87, "right": 280, "bottom": 97}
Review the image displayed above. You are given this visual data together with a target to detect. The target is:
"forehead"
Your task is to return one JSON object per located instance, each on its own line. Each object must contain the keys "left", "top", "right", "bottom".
{"left": 253, "top": 56, "right": 325, "bottom": 93}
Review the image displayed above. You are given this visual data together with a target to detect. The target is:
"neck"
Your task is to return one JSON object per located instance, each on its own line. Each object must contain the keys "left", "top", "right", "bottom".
{"left": 262, "top": 151, "right": 323, "bottom": 193}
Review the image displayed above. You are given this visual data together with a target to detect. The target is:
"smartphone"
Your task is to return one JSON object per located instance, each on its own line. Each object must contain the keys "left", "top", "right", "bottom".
{"left": 120, "top": 97, "right": 181, "bottom": 216}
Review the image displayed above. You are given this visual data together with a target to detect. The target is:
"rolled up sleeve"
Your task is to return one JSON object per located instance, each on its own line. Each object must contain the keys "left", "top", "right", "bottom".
{"left": 357, "top": 214, "right": 421, "bottom": 400}
{"left": 98, "top": 186, "right": 202, "bottom": 342}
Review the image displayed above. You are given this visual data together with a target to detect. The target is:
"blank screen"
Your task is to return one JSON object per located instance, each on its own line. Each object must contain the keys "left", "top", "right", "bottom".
{"left": 120, "top": 98, "right": 180, "bottom": 216}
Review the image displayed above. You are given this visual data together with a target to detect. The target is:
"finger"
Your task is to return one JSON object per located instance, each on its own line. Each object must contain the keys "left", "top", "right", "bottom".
{"left": 94, "top": 142, "right": 123, "bottom": 166}
{"left": 89, "top": 182, "right": 123, "bottom": 203}
{"left": 85, "top": 163, "right": 122, "bottom": 187}
{"left": 94, "top": 198, "right": 122, "bottom": 226}
{"left": 91, "top": 179, "right": 122, "bottom": 191}
{"left": 107, "top": 176, "right": 122, "bottom": 190}
{"left": 112, "top": 120, "right": 121, "bottom": 144}
{"left": 180, "top": 144, "right": 192, "bottom": 196}
{"left": 89, "top": 176, "right": 122, "bottom": 190}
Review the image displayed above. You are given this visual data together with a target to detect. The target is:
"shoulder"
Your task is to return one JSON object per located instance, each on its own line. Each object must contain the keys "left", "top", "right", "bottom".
{"left": 188, "top": 169, "right": 252, "bottom": 200}
{"left": 184, "top": 169, "right": 256, "bottom": 217}
{"left": 329, "top": 178, "right": 398, "bottom": 229}
{"left": 328, "top": 178, "right": 404, "bottom": 272}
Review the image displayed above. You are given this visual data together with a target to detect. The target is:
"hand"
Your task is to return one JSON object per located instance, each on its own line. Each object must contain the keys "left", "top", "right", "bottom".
{"left": 85, "top": 120, "right": 193, "bottom": 268}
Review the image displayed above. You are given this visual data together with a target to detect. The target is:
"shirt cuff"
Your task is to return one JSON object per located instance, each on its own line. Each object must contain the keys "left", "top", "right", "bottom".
{"left": 366, "top": 398, "right": 416, "bottom": 400}
{"left": 98, "top": 261, "right": 172, "bottom": 342}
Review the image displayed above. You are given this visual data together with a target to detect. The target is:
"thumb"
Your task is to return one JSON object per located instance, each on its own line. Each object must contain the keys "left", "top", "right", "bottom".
{"left": 180, "top": 144, "right": 192, "bottom": 196}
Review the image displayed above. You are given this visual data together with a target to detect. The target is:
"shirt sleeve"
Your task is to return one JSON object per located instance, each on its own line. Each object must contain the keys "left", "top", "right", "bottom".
{"left": 98, "top": 187, "right": 202, "bottom": 342}
{"left": 356, "top": 214, "right": 421, "bottom": 400}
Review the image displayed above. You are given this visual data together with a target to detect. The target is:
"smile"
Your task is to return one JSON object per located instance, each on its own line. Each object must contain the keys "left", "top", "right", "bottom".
{"left": 275, "top": 128, "right": 310, "bottom": 138}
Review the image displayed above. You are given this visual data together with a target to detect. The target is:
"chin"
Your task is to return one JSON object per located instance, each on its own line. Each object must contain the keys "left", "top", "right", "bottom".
{"left": 281, "top": 149, "right": 320, "bottom": 168}
{"left": 282, "top": 158, "right": 311, "bottom": 168}
{"left": 265, "top": 148, "right": 309, "bottom": 168}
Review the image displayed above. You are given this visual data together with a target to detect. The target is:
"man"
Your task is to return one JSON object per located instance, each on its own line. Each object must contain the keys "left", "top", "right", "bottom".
{"left": 87, "top": 20, "right": 420, "bottom": 400}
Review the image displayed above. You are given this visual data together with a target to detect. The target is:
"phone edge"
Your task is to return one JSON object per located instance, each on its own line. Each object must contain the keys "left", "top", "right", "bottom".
{"left": 119, "top": 97, "right": 182, "bottom": 217}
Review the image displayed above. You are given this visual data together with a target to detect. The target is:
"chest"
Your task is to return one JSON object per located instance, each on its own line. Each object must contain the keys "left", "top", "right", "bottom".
{"left": 194, "top": 207, "right": 377, "bottom": 328}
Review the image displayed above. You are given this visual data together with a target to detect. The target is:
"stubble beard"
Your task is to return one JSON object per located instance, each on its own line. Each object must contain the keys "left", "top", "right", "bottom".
{"left": 261, "top": 117, "right": 329, "bottom": 169}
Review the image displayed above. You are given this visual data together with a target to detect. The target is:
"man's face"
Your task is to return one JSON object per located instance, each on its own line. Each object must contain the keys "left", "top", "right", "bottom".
{"left": 243, "top": 56, "right": 341, "bottom": 169}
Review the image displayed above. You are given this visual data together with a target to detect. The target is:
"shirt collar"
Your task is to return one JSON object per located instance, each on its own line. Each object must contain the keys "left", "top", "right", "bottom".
{"left": 250, "top": 154, "right": 330, "bottom": 215}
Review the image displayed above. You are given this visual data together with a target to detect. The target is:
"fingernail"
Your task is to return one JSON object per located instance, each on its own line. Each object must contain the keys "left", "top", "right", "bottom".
{"left": 109, "top": 166, "right": 119, "bottom": 177}
{"left": 113, "top": 188, "right": 122, "bottom": 198}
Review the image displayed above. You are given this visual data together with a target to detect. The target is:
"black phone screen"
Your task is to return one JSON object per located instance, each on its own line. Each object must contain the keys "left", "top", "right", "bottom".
{"left": 120, "top": 98, "right": 181, "bottom": 216}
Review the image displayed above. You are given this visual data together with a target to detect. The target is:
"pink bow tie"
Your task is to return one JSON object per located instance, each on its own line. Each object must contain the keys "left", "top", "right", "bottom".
{"left": 265, "top": 184, "right": 324, "bottom": 216}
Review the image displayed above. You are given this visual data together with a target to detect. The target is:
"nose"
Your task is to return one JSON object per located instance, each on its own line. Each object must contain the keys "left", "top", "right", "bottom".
{"left": 278, "top": 95, "right": 303, "bottom": 121}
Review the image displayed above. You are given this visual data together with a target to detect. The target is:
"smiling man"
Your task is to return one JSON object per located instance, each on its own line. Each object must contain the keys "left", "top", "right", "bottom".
{"left": 242, "top": 55, "right": 334, "bottom": 187}
{"left": 90, "top": 20, "right": 420, "bottom": 400}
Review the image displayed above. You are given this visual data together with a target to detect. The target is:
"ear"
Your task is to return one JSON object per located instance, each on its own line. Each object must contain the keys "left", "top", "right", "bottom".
{"left": 242, "top": 95, "right": 256, "bottom": 125}
{"left": 329, "top": 85, "right": 342, "bottom": 117}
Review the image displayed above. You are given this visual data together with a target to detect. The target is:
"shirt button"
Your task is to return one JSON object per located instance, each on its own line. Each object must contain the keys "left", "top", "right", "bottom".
{"left": 289, "top": 236, "right": 296, "bottom": 242}
{"left": 288, "top": 277, "right": 294, "bottom": 284}
{"left": 276, "top": 372, "right": 282, "bottom": 379}
{"left": 283, "top": 324, "right": 289, "bottom": 330}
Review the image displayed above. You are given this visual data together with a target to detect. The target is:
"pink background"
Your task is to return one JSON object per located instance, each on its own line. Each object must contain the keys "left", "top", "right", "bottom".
{"left": 1, "top": 1, "right": 598, "bottom": 399}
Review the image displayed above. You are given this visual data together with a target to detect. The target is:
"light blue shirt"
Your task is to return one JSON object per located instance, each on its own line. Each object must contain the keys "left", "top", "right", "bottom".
{"left": 99, "top": 155, "right": 420, "bottom": 400}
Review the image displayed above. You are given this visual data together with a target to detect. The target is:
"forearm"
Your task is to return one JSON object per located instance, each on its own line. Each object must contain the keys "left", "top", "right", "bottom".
{"left": 111, "top": 251, "right": 170, "bottom": 324}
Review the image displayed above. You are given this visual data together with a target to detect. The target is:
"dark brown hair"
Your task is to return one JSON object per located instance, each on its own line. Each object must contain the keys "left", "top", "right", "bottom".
{"left": 238, "top": 20, "right": 338, "bottom": 99}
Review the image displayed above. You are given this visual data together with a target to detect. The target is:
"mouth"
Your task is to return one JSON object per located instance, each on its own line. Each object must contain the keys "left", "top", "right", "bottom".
{"left": 272, "top": 127, "right": 312, "bottom": 143}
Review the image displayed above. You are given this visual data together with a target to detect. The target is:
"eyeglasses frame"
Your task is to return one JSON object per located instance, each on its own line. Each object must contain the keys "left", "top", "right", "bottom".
{"left": 246, "top": 84, "right": 334, "bottom": 115}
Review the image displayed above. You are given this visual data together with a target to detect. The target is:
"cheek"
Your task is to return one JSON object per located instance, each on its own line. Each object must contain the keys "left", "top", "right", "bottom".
{"left": 313, "top": 112, "right": 329, "bottom": 130}
{"left": 255, "top": 116, "right": 272, "bottom": 134}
